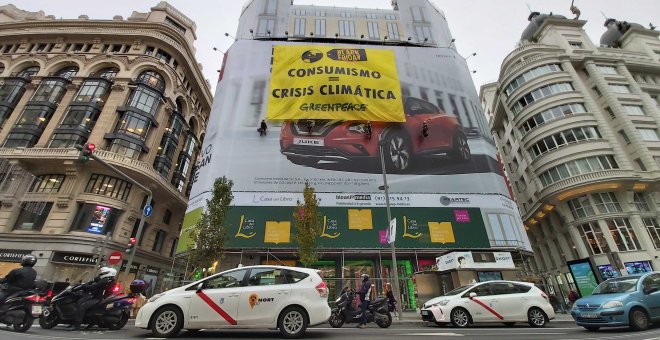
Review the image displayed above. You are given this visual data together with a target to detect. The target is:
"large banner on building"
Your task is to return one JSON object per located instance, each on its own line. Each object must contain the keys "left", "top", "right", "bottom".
{"left": 267, "top": 45, "right": 404, "bottom": 122}
{"left": 178, "top": 40, "right": 529, "bottom": 253}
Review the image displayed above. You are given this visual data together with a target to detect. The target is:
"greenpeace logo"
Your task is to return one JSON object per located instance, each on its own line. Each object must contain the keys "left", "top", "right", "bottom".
{"left": 440, "top": 196, "right": 470, "bottom": 206}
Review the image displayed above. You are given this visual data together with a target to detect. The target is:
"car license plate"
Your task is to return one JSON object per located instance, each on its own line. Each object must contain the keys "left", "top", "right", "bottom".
{"left": 421, "top": 310, "right": 429, "bottom": 315}
{"left": 294, "top": 138, "right": 324, "bottom": 146}
{"left": 32, "top": 305, "right": 42, "bottom": 315}
{"left": 581, "top": 312, "right": 598, "bottom": 319}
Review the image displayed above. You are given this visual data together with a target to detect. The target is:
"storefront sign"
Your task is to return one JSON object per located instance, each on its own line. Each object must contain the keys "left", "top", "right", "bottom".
{"left": 146, "top": 266, "right": 160, "bottom": 276}
{"left": 51, "top": 252, "right": 97, "bottom": 266}
{"left": 120, "top": 260, "right": 140, "bottom": 273}
{"left": 625, "top": 261, "right": 653, "bottom": 274}
{"left": 0, "top": 249, "right": 32, "bottom": 262}
{"left": 436, "top": 251, "right": 515, "bottom": 271}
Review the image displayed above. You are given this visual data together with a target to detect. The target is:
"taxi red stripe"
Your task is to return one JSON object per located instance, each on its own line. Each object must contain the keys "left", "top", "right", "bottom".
{"left": 470, "top": 298, "right": 504, "bottom": 320}
{"left": 195, "top": 291, "right": 237, "bottom": 325}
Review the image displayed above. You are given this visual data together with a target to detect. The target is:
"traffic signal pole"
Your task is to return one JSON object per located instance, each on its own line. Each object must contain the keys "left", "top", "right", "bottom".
{"left": 74, "top": 144, "right": 152, "bottom": 282}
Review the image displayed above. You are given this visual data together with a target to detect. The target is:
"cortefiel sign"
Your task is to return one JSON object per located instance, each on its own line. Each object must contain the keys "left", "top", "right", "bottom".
{"left": 267, "top": 45, "right": 404, "bottom": 122}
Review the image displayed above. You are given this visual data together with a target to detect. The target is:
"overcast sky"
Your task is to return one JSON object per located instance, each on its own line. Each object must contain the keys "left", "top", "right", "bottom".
{"left": 15, "top": 0, "right": 660, "bottom": 92}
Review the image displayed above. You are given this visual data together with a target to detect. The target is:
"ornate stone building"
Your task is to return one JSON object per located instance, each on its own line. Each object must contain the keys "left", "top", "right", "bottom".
{"left": 481, "top": 12, "right": 660, "bottom": 304}
{"left": 0, "top": 3, "right": 212, "bottom": 289}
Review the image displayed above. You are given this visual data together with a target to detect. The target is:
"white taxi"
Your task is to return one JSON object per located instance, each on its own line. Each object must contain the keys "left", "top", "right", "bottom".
{"left": 421, "top": 280, "right": 555, "bottom": 328}
{"left": 135, "top": 265, "right": 331, "bottom": 338}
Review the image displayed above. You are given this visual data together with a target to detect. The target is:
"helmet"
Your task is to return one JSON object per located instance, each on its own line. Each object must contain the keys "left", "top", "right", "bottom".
{"left": 21, "top": 254, "right": 37, "bottom": 267}
{"left": 97, "top": 267, "right": 117, "bottom": 279}
{"left": 361, "top": 274, "right": 369, "bottom": 282}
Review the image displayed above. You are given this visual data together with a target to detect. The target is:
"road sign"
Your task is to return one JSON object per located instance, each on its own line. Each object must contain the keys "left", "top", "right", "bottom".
{"left": 387, "top": 218, "right": 396, "bottom": 244}
{"left": 108, "top": 251, "right": 123, "bottom": 265}
{"left": 143, "top": 205, "right": 153, "bottom": 217}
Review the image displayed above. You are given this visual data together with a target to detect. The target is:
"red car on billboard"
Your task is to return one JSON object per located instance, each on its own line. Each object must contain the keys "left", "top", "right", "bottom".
{"left": 280, "top": 97, "right": 471, "bottom": 173}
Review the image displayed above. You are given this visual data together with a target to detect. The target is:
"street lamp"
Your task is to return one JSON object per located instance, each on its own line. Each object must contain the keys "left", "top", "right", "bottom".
{"left": 464, "top": 52, "right": 476, "bottom": 60}
{"left": 224, "top": 32, "right": 237, "bottom": 41}
{"left": 378, "top": 137, "right": 402, "bottom": 317}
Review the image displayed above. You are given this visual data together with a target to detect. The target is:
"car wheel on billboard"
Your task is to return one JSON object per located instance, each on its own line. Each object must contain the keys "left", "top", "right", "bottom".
{"left": 286, "top": 156, "right": 317, "bottom": 166}
{"left": 383, "top": 131, "right": 412, "bottom": 173}
{"left": 449, "top": 133, "right": 471, "bottom": 162}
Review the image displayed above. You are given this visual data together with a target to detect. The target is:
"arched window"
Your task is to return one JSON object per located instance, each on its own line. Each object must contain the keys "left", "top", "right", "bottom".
{"left": 93, "top": 67, "right": 119, "bottom": 80}
{"left": 55, "top": 66, "right": 79, "bottom": 80}
{"left": 137, "top": 70, "right": 165, "bottom": 92}
{"left": 175, "top": 98, "right": 184, "bottom": 114}
{"left": 16, "top": 66, "right": 40, "bottom": 78}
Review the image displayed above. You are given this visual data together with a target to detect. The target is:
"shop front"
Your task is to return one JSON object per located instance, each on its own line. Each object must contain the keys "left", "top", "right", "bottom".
{"left": 48, "top": 251, "right": 98, "bottom": 283}
{"left": 0, "top": 249, "right": 33, "bottom": 277}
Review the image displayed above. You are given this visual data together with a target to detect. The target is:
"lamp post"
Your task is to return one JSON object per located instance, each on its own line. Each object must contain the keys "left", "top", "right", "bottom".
{"left": 378, "top": 138, "right": 402, "bottom": 316}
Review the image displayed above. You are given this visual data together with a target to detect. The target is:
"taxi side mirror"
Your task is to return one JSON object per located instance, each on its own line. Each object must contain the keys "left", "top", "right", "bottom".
{"left": 469, "top": 292, "right": 477, "bottom": 299}
{"left": 196, "top": 283, "right": 204, "bottom": 291}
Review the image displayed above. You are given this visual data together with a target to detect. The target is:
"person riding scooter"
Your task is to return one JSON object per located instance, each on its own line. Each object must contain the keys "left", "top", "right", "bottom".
{"left": 66, "top": 267, "right": 117, "bottom": 331}
{"left": 0, "top": 254, "right": 37, "bottom": 303}
{"left": 357, "top": 274, "right": 372, "bottom": 329}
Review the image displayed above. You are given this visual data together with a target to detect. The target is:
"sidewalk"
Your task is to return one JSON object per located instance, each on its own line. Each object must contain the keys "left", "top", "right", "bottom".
{"left": 393, "top": 311, "right": 575, "bottom": 324}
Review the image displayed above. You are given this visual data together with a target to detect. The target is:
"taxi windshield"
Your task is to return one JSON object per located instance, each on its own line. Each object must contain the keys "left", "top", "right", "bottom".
{"left": 592, "top": 277, "right": 639, "bottom": 294}
{"left": 443, "top": 285, "right": 474, "bottom": 296}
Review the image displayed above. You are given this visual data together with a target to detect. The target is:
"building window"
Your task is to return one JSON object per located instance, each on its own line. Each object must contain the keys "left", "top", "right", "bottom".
{"left": 529, "top": 126, "right": 600, "bottom": 158}
{"left": 293, "top": 9, "right": 305, "bottom": 16}
{"left": 644, "top": 218, "right": 660, "bottom": 249}
{"left": 315, "top": 19, "right": 326, "bottom": 36}
{"left": 592, "top": 86, "right": 602, "bottom": 97}
{"left": 411, "top": 7, "right": 425, "bottom": 22}
{"left": 596, "top": 65, "right": 618, "bottom": 75}
{"left": 635, "top": 158, "right": 647, "bottom": 171}
{"left": 144, "top": 46, "right": 154, "bottom": 55}
{"left": 339, "top": 11, "right": 352, "bottom": 18}
{"left": 257, "top": 19, "right": 275, "bottom": 37}
{"left": 338, "top": 20, "right": 355, "bottom": 37}
{"left": 415, "top": 26, "right": 433, "bottom": 43}
{"left": 567, "top": 195, "right": 596, "bottom": 220}
{"left": 84, "top": 174, "right": 132, "bottom": 201}
{"left": 519, "top": 102, "right": 585, "bottom": 135}
{"left": 655, "top": 156, "right": 660, "bottom": 168}
{"left": 633, "top": 192, "right": 650, "bottom": 212}
{"left": 592, "top": 192, "right": 622, "bottom": 214}
{"left": 623, "top": 105, "right": 645, "bottom": 116}
{"left": 314, "top": 10, "right": 325, "bottom": 17}
{"left": 606, "top": 107, "right": 616, "bottom": 119}
{"left": 539, "top": 155, "right": 619, "bottom": 186}
{"left": 28, "top": 174, "right": 65, "bottom": 193}
{"left": 48, "top": 134, "right": 86, "bottom": 149}
{"left": 609, "top": 84, "right": 631, "bottom": 94}
{"left": 169, "top": 238, "right": 178, "bottom": 257}
{"left": 163, "top": 209, "right": 172, "bottom": 225}
{"left": 13, "top": 202, "right": 53, "bottom": 231}
{"left": 262, "top": 0, "right": 277, "bottom": 15}
{"left": 606, "top": 218, "right": 640, "bottom": 251}
{"left": 386, "top": 22, "right": 400, "bottom": 40}
{"left": 578, "top": 222, "right": 609, "bottom": 255}
{"left": 619, "top": 130, "right": 631, "bottom": 144}
{"left": 74, "top": 77, "right": 113, "bottom": 103}
{"left": 164, "top": 17, "right": 186, "bottom": 34}
{"left": 569, "top": 41, "right": 583, "bottom": 48}
{"left": 367, "top": 22, "right": 379, "bottom": 39}
{"left": 504, "top": 64, "right": 563, "bottom": 97}
{"left": 31, "top": 79, "right": 67, "bottom": 103}
{"left": 115, "top": 113, "right": 151, "bottom": 140}
{"left": 293, "top": 18, "right": 306, "bottom": 36}
{"left": 108, "top": 139, "right": 142, "bottom": 159}
{"left": 384, "top": 14, "right": 397, "bottom": 20}
{"left": 511, "top": 82, "right": 573, "bottom": 114}
{"left": 57, "top": 105, "right": 100, "bottom": 131}
{"left": 152, "top": 230, "right": 166, "bottom": 252}
{"left": 71, "top": 203, "right": 121, "bottom": 234}
{"left": 638, "top": 128, "right": 660, "bottom": 142}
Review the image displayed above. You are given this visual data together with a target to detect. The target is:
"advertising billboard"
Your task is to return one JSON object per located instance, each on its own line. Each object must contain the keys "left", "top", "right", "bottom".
{"left": 87, "top": 205, "right": 112, "bottom": 234}
{"left": 567, "top": 258, "right": 599, "bottom": 297}
{"left": 435, "top": 251, "right": 515, "bottom": 271}
{"left": 179, "top": 40, "right": 526, "bottom": 253}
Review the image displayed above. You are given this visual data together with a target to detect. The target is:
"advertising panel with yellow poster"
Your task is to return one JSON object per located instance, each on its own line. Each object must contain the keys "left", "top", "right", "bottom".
{"left": 267, "top": 45, "right": 404, "bottom": 122}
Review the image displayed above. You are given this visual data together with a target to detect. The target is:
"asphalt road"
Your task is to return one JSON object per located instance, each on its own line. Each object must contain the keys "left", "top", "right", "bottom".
{"left": 2, "top": 322, "right": 659, "bottom": 340}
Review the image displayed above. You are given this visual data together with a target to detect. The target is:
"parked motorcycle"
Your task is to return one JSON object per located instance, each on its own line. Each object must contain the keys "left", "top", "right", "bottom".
{"left": 328, "top": 288, "right": 392, "bottom": 328}
{"left": 39, "top": 280, "right": 145, "bottom": 330}
{"left": 0, "top": 280, "right": 49, "bottom": 332}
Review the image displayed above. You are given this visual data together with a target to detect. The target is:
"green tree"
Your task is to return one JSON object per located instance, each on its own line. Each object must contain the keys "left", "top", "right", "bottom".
{"left": 293, "top": 182, "right": 322, "bottom": 267}
{"left": 188, "top": 176, "right": 234, "bottom": 276}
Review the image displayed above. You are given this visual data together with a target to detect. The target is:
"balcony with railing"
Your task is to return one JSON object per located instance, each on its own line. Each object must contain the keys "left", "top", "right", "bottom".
{"left": 539, "top": 169, "right": 639, "bottom": 200}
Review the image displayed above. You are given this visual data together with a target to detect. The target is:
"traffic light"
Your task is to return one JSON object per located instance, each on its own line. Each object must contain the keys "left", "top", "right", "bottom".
{"left": 78, "top": 143, "right": 96, "bottom": 163}
{"left": 125, "top": 237, "right": 137, "bottom": 254}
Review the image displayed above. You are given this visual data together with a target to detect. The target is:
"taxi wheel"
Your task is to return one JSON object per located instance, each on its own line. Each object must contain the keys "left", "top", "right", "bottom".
{"left": 450, "top": 308, "right": 471, "bottom": 328}
{"left": 527, "top": 307, "right": 547, "bottom": 328}
{"left": 629, "top": 308, "right": 649, "bottom": 331}
{"left": 151, "top": 306, "right": 183, "bottom": 338}
{"left": 278, "top": 306, "right": 308, "bottom": 339}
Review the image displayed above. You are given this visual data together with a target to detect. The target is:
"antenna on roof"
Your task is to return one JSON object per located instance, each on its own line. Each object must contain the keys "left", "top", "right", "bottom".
{"left": 600, "top": 11, "right": 608, "bottom": 19}
{"left": 526, "top": 3, "right": 532, "bottom": 13}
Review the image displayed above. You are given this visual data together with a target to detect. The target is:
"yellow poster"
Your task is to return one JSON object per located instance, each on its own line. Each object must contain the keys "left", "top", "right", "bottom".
{"left": 267, "top": 45, "right": 404, "bottom": 122}
{"left": 348, "top": 209, "right": 373, "bottom": 230}
{"left": 428, "top": 222, "right": 456, "bottom": 244}
{"left": 264, "top": 221, "right": 291, "bottom": 244}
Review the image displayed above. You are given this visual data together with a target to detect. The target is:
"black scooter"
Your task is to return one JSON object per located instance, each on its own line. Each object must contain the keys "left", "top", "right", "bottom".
{"left": 328, "top": 288, "right": 392, "bottom": 328}
{"left": 0, "top": 280, "right": 49, "bottom": 332}
{"left": 39, "top": 281, "right": 140, "bottom": 330}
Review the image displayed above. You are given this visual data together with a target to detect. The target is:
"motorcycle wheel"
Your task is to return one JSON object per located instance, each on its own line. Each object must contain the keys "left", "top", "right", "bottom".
{"left": 375, "top": 311, "right": 392, "bottom": 328}
{"left": 39, "top": 311, "right": 59, "bottom": 329}
{"left": 328, "top": 313, "right": 345, "bottom": 328}
{"left": 13, "top": 315, "right": 33, "bottom": 332}
{"left": 107, "top": 311, "right": 129, "bottom": 330}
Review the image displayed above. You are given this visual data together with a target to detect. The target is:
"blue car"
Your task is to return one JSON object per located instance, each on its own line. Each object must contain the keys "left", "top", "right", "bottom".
{"left": 571, "top": 272, "right": 660, "bottom": 331}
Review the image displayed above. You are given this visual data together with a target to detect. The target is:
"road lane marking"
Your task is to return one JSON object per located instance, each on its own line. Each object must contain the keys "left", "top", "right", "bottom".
{"left": 398, "top": 333, "right": 463, "bottom": 336}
